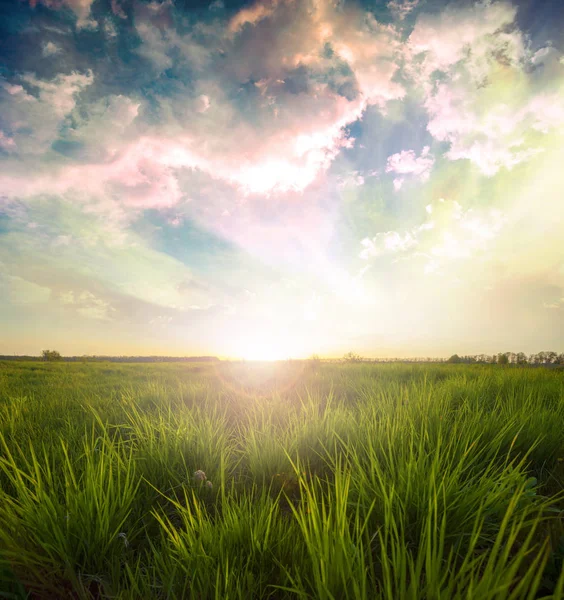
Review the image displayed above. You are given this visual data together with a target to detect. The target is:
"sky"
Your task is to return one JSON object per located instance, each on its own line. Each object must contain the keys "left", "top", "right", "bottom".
{"left": 0, "top": 0, "right": 563, "bottom": 359}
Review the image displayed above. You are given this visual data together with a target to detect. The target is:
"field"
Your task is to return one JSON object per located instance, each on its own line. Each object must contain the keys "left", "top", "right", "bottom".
{"left": 1, "top": 361, "right": 564, "bottom": 599}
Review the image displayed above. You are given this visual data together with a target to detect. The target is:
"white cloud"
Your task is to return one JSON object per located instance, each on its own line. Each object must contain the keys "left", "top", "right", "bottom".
{"left": 387, "top": 0, "right": 419, "bottom": 21}
{"left": 360, "top": 231, "right": 418, "bottom": 259}
{"left": 194, "top": 94, "right": 211, "bottom": 113}
{"left": 407, "top": 1, "right": 523, "bottom": 82}
{"left": 59, "top": 290, "right": 114, "bottom": 320}
{"left": 42, "top": 41, "right": 61, "bottom": 57}
{"left": 228, "top": 0, "right": 278, "bottom": 32}
{"left": 386, "top": 145, "right": 434, "bottom": 189}
{"left": 360, "top": 198, "right": 506, "bottom": 270}
{"left": 406, "top": 1, "right": 564, "bottom": 175}
{"left": 337, "top": 171, "right": 365, "bottom": 189}
{"left": 0, "top": 71, "right": 93, "bottom": 155}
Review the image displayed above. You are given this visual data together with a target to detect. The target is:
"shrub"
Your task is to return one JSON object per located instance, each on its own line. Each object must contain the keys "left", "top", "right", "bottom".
{"left": 41, "top": 349, "right": 63, "bottom": 361}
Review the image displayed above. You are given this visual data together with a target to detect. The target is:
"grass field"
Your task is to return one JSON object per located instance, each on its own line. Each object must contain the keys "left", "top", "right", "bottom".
{"left": 1, "top": 360, "right": 564, "bottom": 599}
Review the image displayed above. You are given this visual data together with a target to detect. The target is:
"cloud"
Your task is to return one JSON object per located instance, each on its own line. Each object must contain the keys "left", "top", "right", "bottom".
{"left": 194, "top": 94, "right": 210, "bottom": 113}
{"left": 406, "top": 1, "right": 564, "bottom": 175}
{"left": 360, "top": 198, "right": 506, "bottom": 270}
{"left": 60, "top": 289, "right": 115, "bottom": 320}
{"left": 0, "top": 71, "right": 93, "bottom": 156}
{"left": 27, "top": 0, "right": 97, "bottom": 29}
{"left": 110, "top": 0, "right": 127, "bottom": 19}
{"left": 228, "top": 0, "right": 279, "bottom": 32}
{"left": 387, "top": 0, "right": 420, "bottom": 21}
{"left": 1, "top": 0, "right": 407, "bottom": 220}
{"left": 406, "top": 1, "right": 523, "bottom": 80}
{"left": 209, "top": 0, "right": 224, "bottom": 11}
{"left": 0, "top": 131, "right": 16, "bottom": 152}
{"left": 385, "top": 145, "right": 434, "bottom": 189}
{"left": 428, "top": 203, "right": 505, "bottom": 262}
{"left": 360, "top": 231, "right": 418, "bottom": 259}
{"left": 57, "top": 93, "right": 141, "bottom": 161}
{"left": 130, "top": 0, "right": 404, "bottom": 194}
{"left": 42, "top": 41, "right": 61, "bottom": 56}
{"left": 337, "top": 171, "right": 365, "bottom": 189}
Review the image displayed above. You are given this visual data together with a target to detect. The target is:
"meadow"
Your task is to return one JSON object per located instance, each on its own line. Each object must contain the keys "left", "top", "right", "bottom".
{"left": 1, "top": 360, "right": 563, "bottom": 599}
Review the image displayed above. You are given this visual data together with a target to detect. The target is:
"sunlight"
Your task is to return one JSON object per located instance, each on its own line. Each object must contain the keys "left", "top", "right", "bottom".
{"left": 234, "top": 331, "right": 297, "bottom": 361}
{"left": 238, "top": 340, "right": 289, "bottom": 361}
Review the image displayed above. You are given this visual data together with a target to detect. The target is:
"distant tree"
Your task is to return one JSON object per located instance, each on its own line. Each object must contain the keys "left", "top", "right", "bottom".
{"left": 497, "top": 353, "right": 509, "bottom": 365}
{"left": 41, "top": 349, "right": 63, "bottom": 361}
{"left": 447, "top": 354, "right": 462, "bottom": 364}
{"left": 343, "top": 351, "right": 363, "bottom": 363}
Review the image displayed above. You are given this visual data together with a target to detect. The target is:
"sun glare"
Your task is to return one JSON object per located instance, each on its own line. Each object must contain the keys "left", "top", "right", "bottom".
{"left": 234, "top": 333, "right": 297, "bottom": 361}
{"left": 239, "top": 341, "right": 288, "bottom": 361}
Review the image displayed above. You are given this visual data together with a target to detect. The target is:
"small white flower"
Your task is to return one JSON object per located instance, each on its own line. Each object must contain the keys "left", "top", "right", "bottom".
{"left": 118, "top": 532, "right": 129, "bottom": 548}
{"left": 193, "top": 470, "right": 206, "bottom": 483}
{"left": 206, "top": 480, "right": 213, "bottom": 490}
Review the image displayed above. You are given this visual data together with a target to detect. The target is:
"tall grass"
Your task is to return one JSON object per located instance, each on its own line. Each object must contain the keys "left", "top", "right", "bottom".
{"left": 0, "top": 361, "right": 563, "bottom": 598}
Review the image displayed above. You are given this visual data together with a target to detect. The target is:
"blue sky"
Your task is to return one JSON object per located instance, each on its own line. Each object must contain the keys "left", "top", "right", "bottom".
{"left": 1, "top": 0, "right": 563, "bottom": 358}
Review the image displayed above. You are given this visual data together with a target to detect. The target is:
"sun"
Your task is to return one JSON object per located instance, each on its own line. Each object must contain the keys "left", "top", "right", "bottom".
{"left": 232, "top": 331, "right": 299, "bottom": 361}
{"left": 238, "top": 340, "right": 288, "bottom": 361}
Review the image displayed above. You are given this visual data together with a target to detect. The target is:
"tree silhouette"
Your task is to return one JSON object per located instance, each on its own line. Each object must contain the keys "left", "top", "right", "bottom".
{"left": 343, "top": 352, "right": 363, "bottom": 363}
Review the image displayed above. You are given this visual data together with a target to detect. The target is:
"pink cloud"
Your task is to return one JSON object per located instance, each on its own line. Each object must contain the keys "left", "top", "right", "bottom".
{"left": 3, "top": 0, "right": 403, "bottom": 258}
{"left": 110, "top": 0, "right": 126, "bottom": 19}
{"left": 0, "top": 137, "right": 197, "bottom": 216}
{"left": 0, "top": 131, "right": 16, "bottom": 152}
{"left": 133, "top": 0, "right": 404, "bottom": 194}
{"left": 228, "top": 0, "right": 279, "bottom": 32}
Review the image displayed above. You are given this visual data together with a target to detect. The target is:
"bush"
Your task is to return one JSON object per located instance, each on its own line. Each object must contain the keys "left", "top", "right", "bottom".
{"left": 41, "top": 349, "right": 63, "bottom": 361}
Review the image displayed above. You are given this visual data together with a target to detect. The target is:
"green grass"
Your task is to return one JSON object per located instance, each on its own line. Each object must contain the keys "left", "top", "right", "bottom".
{"left": 0, "top": 360, "right": 563, "bottom": 599}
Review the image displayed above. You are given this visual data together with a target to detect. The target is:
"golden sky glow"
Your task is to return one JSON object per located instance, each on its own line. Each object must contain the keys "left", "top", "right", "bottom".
{"left": 0, "top": 0, "right": 563, "bottom": 358}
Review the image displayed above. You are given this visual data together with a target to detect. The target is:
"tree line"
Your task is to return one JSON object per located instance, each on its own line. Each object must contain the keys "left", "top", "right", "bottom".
{"left": 0, "top": 350, "right": 561, "bottom": 365}
{"left": 337, "top": 351, "right": 564, "bottom": 365}
{"left": 446, "top": 352, "right": 564, "bottom": 365}
{"left": 0, "top": 350, "right": 220, "bottom": 363}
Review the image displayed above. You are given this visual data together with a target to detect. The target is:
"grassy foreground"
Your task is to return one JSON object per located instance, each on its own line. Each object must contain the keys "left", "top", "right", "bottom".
{"left": 0, "top": 361, "right": 563, "bottom": 599}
